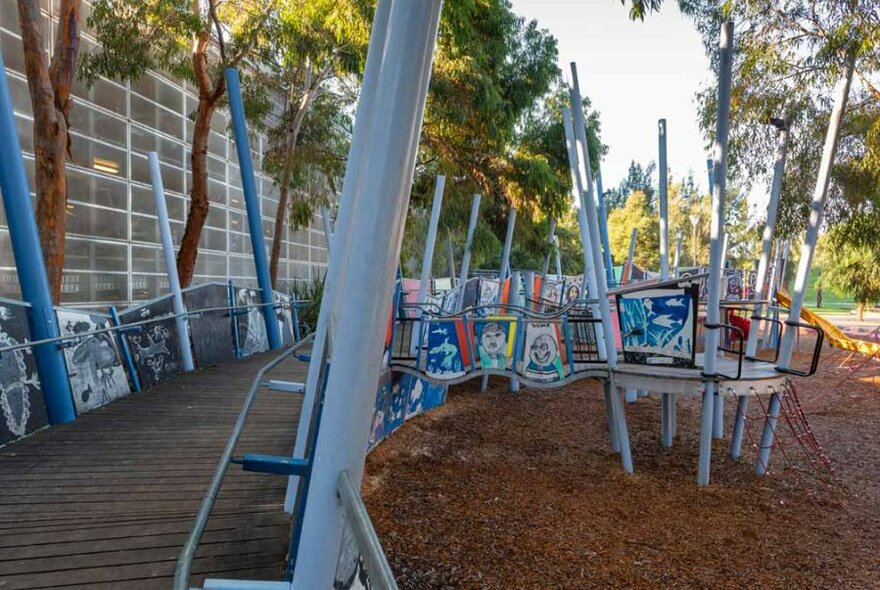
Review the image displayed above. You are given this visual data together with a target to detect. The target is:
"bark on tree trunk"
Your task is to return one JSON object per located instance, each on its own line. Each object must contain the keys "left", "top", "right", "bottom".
{"left": 269, "top": 81, "right": 314, "bottom": 288}
{"left": 17, "top": 0, "right": 80, "bottom": 303}
{"left": 176, "top": 28, "right": 224, "bottom": 288}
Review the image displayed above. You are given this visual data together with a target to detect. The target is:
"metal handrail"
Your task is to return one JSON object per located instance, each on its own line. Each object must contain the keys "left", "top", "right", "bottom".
{"left": 0, "top": 300, "right": 309, "bottom": 356}
{"left": 337, "top": 470, "right": 399, "bottom": 590}
{"left": 400, "top": 297, "right": 600, "bottom": 321}
{"left": 173, "top": 332, "right": 315, "bottom": 590}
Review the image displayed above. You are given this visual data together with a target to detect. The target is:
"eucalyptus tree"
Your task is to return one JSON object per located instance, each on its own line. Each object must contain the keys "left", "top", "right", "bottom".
{"left": 14, "top": 0, "right": 82, "bottom": 302}
{"left": 82, "top": 0, "right": 274, "bottom": 287}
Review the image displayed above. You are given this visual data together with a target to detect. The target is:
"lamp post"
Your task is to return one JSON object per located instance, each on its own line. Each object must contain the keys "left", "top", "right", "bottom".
{"left": 689, "top": 213, "right": 701, "bottom": 266}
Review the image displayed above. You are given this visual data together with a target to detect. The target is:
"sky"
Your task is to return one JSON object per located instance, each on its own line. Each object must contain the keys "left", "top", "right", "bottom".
{"left": 510, "top": 0, "right": 714, "bottom": 195}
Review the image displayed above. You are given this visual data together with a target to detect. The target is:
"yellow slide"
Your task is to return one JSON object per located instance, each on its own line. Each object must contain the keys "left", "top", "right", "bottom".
{"left": 776, "top": 290, "right": 880, "bottom": 356}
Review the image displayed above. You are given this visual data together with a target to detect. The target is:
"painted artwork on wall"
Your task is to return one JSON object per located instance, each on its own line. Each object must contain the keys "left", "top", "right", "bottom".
{"left": 563, "top": 276, "right": 584, "bottom": 305}
{"left": 333, "top": 518, "right": 373, "bottom": 590}
{"left": 120, "top": 296, "right": 184, "bottom": 388}
{"left": 235, "top": 287, "right": 269, "bottom": 357}
{"left": 478, "top": 279, "right": 500, "bottom": 307}
{"left": 0, "top": 301, "right": 47, "bottom": 445}
{"left": 461, "top": 278, "right": 479, "bottom": 309}
{"left": 273, "top": 291, "right": 295, "bottom": 346}
{"left": 724, "top": 269, "right": 744, "bottom": 301}
{"left": 473, "top": 316, "right": 516, "bottom": 370}
{"left": 425, "top": 320, "right": 471, "bottom": 380}
{"left": 616, "top": 286, "right": 698, "bottom": 367}
{"left": 432, "top": 277, "right": 453, "bottom": 293}
{"left": 368, "top": 374, "right": 392, "bottom": 451}
{"left": 540, "top": 279, "right": 564, "bottom": 307}
{"left": 521, "top": 321, "right": 566, "bottom": 382}
{"left": 184, "top": 283, "right": 235, "bottom": 366}
{"left": 441, "top": 285, "right": 461, "bottom": 312}
{"left": 56, "top": 309, "right": 130, "bottom": 414}
{"left": 384, "top": 376, "right": 406, "bottom": 435}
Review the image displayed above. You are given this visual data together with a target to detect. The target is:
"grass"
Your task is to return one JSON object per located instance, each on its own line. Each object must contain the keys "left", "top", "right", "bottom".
{"left": 800, "top": 267, "right": 856, "bottom": 312}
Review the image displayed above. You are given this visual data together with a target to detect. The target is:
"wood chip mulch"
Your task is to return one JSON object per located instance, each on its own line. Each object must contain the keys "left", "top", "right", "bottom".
{"left": 363, "top": 350, "right": 880, "bottom": 589}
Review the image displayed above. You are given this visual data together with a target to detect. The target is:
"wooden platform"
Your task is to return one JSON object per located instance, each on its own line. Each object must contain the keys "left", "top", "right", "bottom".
{"left": 0, "top": 350, "right": 306, "bottom": 589}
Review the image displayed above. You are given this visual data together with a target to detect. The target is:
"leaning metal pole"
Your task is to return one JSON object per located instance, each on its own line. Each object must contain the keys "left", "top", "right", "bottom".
{"left": 457, "top": 193, "right": 482, "bottom": 310}
{"left": 292, "top": 3, "right": 443, "bottom": 586}
{"left": 0, "top": 49, "right": 75, "bottom": 425}
{"left": 730, "top": 121, "right": 788, "bottom": 460}
{"left": 698, "top": 20, "right": 734, "bottom": 487}
{"left": 757, "top": 57, "right": 855, "bottom": 475}
{"left": 149, "top": 152, "right": 195, "bottom": 372}
{"left": 570, "top": 62, "right": 632, "bottom": 472}
{"left": 283, "top": 0, "right": 393, "bottom": 514}
{"left": 412, "top": 175, "right": 446, "bottom": 354}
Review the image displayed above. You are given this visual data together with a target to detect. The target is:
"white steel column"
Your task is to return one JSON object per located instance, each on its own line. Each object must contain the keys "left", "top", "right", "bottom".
{"left": 148, "top": 152, "right": 194, "bottom": 372}
{"left": 570, "top": 63, "right": 631, "bottom": 472}
{"left": 320, "top": 205, "right": 334, "bottom": 258}
{"left": 457, "top": 193, "right": 482, "bottom": 309}
{"left": 292, "top": 1, "right": 443, "bottom": 586}
{"left": 730, "top": 122, "right": 788, "bottom": 459}
{"left": 499, "top": 208, "right": 517, "bottom": 281}
{"left": 698, "top": 21, "right": 734, "bottom": 486}
{"left": 757, "top": 58, "right": 854, "bottom": 475}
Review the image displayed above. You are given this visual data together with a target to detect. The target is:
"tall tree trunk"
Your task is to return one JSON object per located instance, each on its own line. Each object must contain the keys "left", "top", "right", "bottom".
{"left": 17, "top": 0, "right": 81, "bottom": 303}
{"left": 269, "top": 77, "right": 315, "bottom": 288}
{"left": 857, "top": 302, "right": 865, "bottom": 322}
{"left": 176, "top": 28, "right": 224, "bottom": 288}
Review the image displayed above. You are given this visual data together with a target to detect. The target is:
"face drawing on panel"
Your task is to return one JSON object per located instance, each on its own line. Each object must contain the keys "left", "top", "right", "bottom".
{"left": 530, "top": 334, "right": 555, "bottom": 366}
{"left": 523, "top": 322, "right": 564, "bottom": 381}
{"left": 479, "top": 322, "right": 507, "bottom": 369}
{"left": 566, "top": 284, "right": 580, "bottom": 303}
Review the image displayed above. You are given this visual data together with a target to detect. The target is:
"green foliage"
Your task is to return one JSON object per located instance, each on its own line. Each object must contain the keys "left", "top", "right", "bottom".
{"left": 607, "top": 160, "right": 656, "bottom": 210}
{"left": 291, "top": 273, "right": 326, "bottom": 333}
{"left": 817, "top": 213, "right": 880, "bottom": 308}
{"left": 607, "top": 190, "right": 660, "bottom": 269}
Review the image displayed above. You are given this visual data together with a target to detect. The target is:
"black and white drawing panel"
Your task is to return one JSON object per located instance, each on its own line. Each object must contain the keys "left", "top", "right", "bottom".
{"left": 235, "top": 287, "right": 269, "bottom": 357}
{"left": 120, "top": 295, "right": 184, "bottom": 387}
{"left": 56, "top": 309, "right": 131, "bottom": 414}
{"left": 0, "top": 300, "right": 48, "bottom": 445}
{"left": 185, "top": 283, "right": 236, "bottom": 366}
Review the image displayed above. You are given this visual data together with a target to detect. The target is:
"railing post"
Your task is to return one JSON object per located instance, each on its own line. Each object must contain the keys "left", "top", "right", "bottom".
{"left": 109, "top": 306, "right": 141, "bottom": 393}
{"left": 0, "top": 49, "right": 75, "bottom": 424}
{"left": 149, "top": 152, "right": 195, "bottom": 372}
{"left": 225, "top": 67, "right": 283, "bottom": 351}
{"left": 228, "top": 280, "right": 242, "bottom": 359}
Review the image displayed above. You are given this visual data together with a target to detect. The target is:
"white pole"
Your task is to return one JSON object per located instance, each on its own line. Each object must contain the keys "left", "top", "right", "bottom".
{"left": 320, "top": 205, "right": 334, "bottom": 258}
{"left": 284, "top": 0, "right": 393, "bottom": 513}
{"left": 570, "top": 63, "right": 632, "bottom": 472}
{"left": 757, "top": 58, "right": 854, "bottom": 475}
{"left": 417, "top": 176, "right": 446, "bottom": 304}
{"left": 698, "top": 20, "right": 734, "bottom": 486}
{"left": 561, "top": 107, "right": 604, "bottom": 349}
{"left": 624, "top": 227, "right": 637, "bottom": 284}
{"left": 292, "top": 1, "right": 443, "bottom": 586}
{"left": 553, "top": 235, "right": 562, "bottom": 278}
{"left": 446, "top": 229, "right": 457, "bottom": 283}
{"left": 499, "top": 208, "right": 517, "bottom": 281}
{"left": 148, "top": 152, "right": 194, "bottom": 372}
{"left": 541, "top": 217, "right": 558, "bottom": 279}
{"left": 457, "top": 193, "right": 481, "bottom": 310}
{"left": 672, "top": 232, "right": 683, "bottom": 277}
{"left": 658, "top": 118, "right": 670, "bottom": 280}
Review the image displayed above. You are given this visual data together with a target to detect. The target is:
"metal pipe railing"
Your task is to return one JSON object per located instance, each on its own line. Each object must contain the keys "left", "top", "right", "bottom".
{"left": 173, "top": 332, "right": 315, "bottom": 590}
{"left": 337, "top": 470, "right": 399, "bottom": 590}
{"left": 0, "top": 300, "right": 309, "bottom": 356}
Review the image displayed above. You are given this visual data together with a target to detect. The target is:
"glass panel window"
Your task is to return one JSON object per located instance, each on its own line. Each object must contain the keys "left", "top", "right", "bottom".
{"left": 131, "top": 273, "right": 168, "bottom": 301}
{"left": 69, "top": 102, "right": 127, "bottom": 148}
{"left": 206, "top": 205, "right": 226, "bottom": 230}
{"left": 131, "top": 93, "right": 183, "bottom": 139}
{"left": 72, "top": 76, "right": 127, "bottom": 116}
{"left": 67, "top": 168, "right": 127, "bottom": 210}
{"left": 8, "top": 74, "right": 32, "bottom": 117}
{"left": 66, "top": 203, "right": 127, "bottom": 240}
{"left": 64, "top": 238, "right": 127, "bottom": 272}
{"left": 0, "top": 269, "right": 22, "bottom": 300}
{"left": 131, "top": 73, "right": 183, "bottom": 114}
{"left": 131, "top": 152, "right": 184, "bottom": 194}
{"left": 131, "top": 124, "right": 185, "bottom": 167}
{"left": 1, "top": 29, "right": 27, "bottom": 74}
{"left": 195, "top": 251, "right": 226, "bottom": 276}
{"left": 229, "top": 256, "right": 256, "bottom": 277}
{"left": 61, "top": 271, "right": 128, "bottom": 305}
{"left": 199, "top": 227, "right": 226, "bottom": 251}
{"left": 69, "top": 132, "right": 128, "bottom": 179}
{"left": 131, "top": 245, "right": 164, "bottom": 273}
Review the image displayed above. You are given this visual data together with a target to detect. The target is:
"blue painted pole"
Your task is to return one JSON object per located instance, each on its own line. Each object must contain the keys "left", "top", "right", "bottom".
{"left": 225, "top": 67, "right": 282, "bottom": 350}
{"left": 0, "top": 51, "right": 75, "bottom": 424}
{"left": 595, "top": 168, "right": 614, "bottom": 287}
{"left": 148, "top": 152, "right": 195, "bottom": 372}
{"left": 109, "top": 306, "right": 141, "bottom": 393}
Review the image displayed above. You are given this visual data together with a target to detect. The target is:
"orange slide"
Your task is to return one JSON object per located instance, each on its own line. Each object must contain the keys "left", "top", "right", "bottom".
{"left": 776, "top": 290, "right": 880, "bottom": 356}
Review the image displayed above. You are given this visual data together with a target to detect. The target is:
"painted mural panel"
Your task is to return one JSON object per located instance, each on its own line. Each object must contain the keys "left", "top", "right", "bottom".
{"left": 473, "top": 316, "right": 516, "bottom": 370}
{"left": 384, "top": 375, "right": 406, "bottom": 435}
{"left": 120, "top": 296, "right": 183, "bottom": 387}
{"left": 441, "top": 285, "right": 461, "bottom": 312}
{"left": 185, "top": 284, "right": 235, "bottom": 366}
{"left": 563, "top": 276, "right": 584, "bottom": 304}
{"left": 521, "top": 321, "right": 566, "bottom": 382}
{"left": 724, "top": 269, "right": 744, "bottom": 301}
{"left": 425, "top": 320, "right": 471, "bottom": 380}
{"left": 368, "top": 372, "right": 392, "bottom": 451}
{"left": 432, "top": 277, "right": 453, "bottom": 293}
{"left": 56, "top": 309, "right": 130, "bottom": 414}
{"left": 273, "top": 291, "right": 295, "bottom": 346}
{"left": 478, "top": 279, "right": 500, "bottom": 307}
{"left": 461, "top": 278, "right": 479, "bottom": 309}
{"left": 0, "top": 302, "right": 47, "bottom": 445}
{"left": 540, "top": 279, "right": 564, "bottom": 307}
{"left": 333, "top": 517, "right": 373, "bottom": 590}
{"left": 616, "top": 286, "right": 697, "bottom": 367}
{"left": 234, "top": 287, "right": 269, "bottom": 357}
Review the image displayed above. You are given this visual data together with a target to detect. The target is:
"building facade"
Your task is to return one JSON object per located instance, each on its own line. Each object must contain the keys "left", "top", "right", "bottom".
{"left": 0, "top": 2, "right": 329, "bottom": 310}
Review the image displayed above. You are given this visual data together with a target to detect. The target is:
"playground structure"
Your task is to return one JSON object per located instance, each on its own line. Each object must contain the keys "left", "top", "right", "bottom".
{"left": 0, "top": 2, "right": 868, "bottom": 589}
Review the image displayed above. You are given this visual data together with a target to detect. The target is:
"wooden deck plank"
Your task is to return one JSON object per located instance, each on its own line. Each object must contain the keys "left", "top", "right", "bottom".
{"left": 0, "top": 349, "right": 306, "bottom": 589}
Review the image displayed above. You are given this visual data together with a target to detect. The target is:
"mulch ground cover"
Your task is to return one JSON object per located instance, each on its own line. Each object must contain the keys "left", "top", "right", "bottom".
{"left": 363, "top": 348, "right": 880, "bottom": 589}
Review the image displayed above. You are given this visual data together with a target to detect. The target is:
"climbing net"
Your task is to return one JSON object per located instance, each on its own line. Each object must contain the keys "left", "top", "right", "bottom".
{"left": 741, "top": 379, "right": 845, "bottom": 504}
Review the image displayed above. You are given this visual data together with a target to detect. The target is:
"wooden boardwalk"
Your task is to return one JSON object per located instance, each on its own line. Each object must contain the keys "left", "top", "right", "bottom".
{"left": 0, "top": 350, "right": 306, "bottom": 589}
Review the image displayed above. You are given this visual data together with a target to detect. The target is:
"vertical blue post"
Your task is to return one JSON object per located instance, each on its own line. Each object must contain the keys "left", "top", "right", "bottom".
{"left": 595, "top": 167, "right": 614, "bottom": 287}
{"left": 0, "top": 51, "right": 75, "bottom": 424}
{"left": 109, "top": 306, "right": 141, "bottom": 393}
{"left": 225, "top": 67, "right": 282, "bottom": 350}
{"left": 149, "top": 152, "right": 195, "bottom": 371}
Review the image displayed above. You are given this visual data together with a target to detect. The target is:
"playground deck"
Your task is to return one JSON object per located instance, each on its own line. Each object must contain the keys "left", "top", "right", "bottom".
{"left": 0, "top": 350, "right": 305, "bottom": 590}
